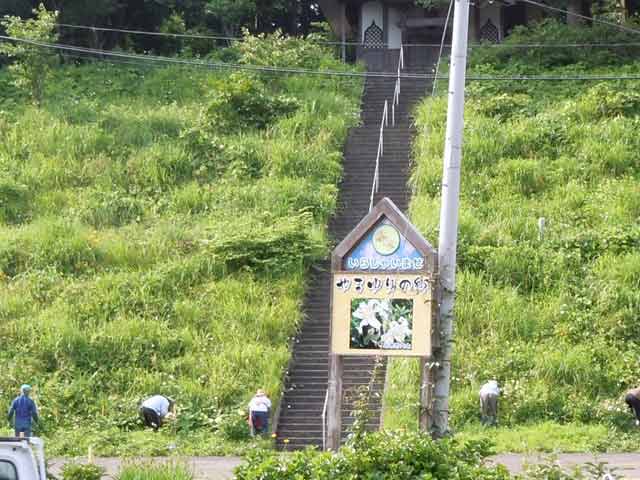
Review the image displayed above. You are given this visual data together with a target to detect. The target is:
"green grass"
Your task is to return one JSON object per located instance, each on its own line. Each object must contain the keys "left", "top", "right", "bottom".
{"left": 383, "top": 21, "right": 640, "bottom": 452}
{"left": 116, "top": 463, "right": 193, "bottom": 480}
{"left": 0, "top": 37, "right": 362, "bottom": 456}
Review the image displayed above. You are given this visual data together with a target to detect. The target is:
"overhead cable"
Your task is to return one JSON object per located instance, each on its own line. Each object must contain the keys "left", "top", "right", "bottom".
{"left": 432, "top": 0, "right": 454, "bottom": 96}
{"left": 520, "top": 0, "right": 640, "bottom": 36}
{"left": 53, "top": 22, "right": 640, "bottom": 48}
{"left": 54, "top": 22, "right": 381, "bottom": 46}
{"left": 2, "top": 34, "right": 640, "bottom": 82}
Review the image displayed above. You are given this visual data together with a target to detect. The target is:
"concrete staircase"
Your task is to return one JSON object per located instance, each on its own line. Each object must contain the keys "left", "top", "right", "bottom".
{"left": 275, "top": 56, "right": 433, "bottom": 451}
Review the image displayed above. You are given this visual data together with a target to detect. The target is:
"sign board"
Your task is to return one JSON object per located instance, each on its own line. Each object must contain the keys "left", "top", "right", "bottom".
{"left": 332, "top": 272, "right": 433, "bottom": 356}
{"left": 330, "top": 198, "right": 437, "bottom": 357}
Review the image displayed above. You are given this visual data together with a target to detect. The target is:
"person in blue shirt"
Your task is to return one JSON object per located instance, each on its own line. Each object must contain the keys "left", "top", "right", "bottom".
{"left": 7, "top": 384, "right": 39, "bottom": 437}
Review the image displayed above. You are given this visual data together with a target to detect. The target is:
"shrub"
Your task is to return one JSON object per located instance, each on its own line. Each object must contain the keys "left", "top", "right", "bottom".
{"left": 61, "top": 463, "right": 105, "bottom": 480}
{"left": 0, "top": 4, "right": 58, "bottom": 106}
{"left": 237, "top": 29, "right": 337, "bottom": 70}
{"left": 235, "top": 432, "right": 510, "bottom": 480}
{"left": 204, "top": 73, "right": 298, "bottom": 132}
{"left": 469, "top": 19, "right": 640, "bottom": 71}
{"left": 216, "top": 409, "right": 251, "bottom": 441}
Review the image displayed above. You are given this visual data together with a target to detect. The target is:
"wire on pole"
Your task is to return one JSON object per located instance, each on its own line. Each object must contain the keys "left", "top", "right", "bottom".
{"left": 2, "top": 35, "right": 640, "bottom": 82}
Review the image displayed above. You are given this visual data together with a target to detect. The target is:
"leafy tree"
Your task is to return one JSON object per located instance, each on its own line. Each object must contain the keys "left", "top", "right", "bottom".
{"left": 0, "top": 3, "right": 58, "bottom": 106}
{"left": 206, "top": 0, "right": 257, "bottom": 35}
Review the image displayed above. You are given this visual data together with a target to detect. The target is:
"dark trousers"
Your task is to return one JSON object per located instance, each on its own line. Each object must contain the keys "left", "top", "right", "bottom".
{"left": 14, "top": 424, "right": 32, "bottom": 438}
{"left": 251, "top": 411, "right": 269, "bottom": 435}
{"left": 140, "top": 407, "right": 162, "bottom": 431}
{"left": 626, "top": 394, "right": 640, "bottom": 421}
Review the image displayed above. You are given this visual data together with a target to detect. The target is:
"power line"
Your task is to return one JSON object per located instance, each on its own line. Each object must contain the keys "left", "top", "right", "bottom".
{"left": 2, "top": 34, "right": 640, "bottom": 82}
{"left": 54, "top": 22, "right": 379, "bottom": 47}
{"left": 52, "top": 21, "right": 640, "bottom": 49}
{"left": 55, "top": 23, "right": 237, "bottom": 42}
{"left": 432, "top": 0, "right": 454, "bottom": 96}
{"left": 0, "top": 34, "right": 413, "bottom": 79}
{"left": 521, "top": 0, "right": 640, "bottom": 36}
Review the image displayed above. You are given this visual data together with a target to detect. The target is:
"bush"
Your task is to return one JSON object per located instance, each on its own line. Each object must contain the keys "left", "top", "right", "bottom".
{"left": 237, "top": 29, "right": 337, "bottom": 70}
{"left": 235, "top": 432, "right": 509, "bottom": 480}
{"left": 61, "top": 463, "right": 106, "bottom": 480}
{"left": 469, "top": 19, "right": 640, "bottom": 71}
{"left": 204, "top": 73, "right": 298, "bottom": 132}
{"left": 0, "top": 4, "right": 58, "bottom": 106}
{"left": 216, "top": 409, "right": 251, "bottom": 441}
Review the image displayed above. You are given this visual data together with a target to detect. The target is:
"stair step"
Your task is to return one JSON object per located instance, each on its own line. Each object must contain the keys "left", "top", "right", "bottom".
{"left": 276, "top": 65, "right": 424, "bottom": 451}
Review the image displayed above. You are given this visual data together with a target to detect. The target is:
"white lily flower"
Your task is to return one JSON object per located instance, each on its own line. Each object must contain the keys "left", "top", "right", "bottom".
{"left": 353, "top": 300, "right": 383, "bottom": 334}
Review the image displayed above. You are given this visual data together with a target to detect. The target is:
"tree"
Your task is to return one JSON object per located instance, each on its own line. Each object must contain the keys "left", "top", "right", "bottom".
{"left": 0, "top": 3, "right": 58, "bottom": 106}
{"left": 205, "top": 0, "right": 257, "bottom": 35}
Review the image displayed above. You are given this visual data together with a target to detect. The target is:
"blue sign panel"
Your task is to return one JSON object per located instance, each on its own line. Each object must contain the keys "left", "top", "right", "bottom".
{"left": 344, "top": 218, "right": 425, "bottom": 271}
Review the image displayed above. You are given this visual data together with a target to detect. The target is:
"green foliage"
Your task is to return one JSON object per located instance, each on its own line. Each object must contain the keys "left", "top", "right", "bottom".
{"left": 237, "top": 29, "right": 339, "bottom": 70}
{"left": 116, "top": 463, "right": 193, "bottom": 480}
{"left": 205, "top": 0, "right": 256, "bottom": 34}
{"left": 470, "top": 19, "right": 640, "bottom": 72}
{"left": 79, "top": 189, "right": 145, "bottom": 228}
{"left": 0, "top": 33, "right": 362, "bottom": 456}
{"left": 520, "top": 456, "right": 621, "bottom": 480}
{"left": 216, "top": 409, "right": 251, "bottom": 441}
{"left": 389, "top": 21, "right": 640, "bottom": 451}
{"left": 0, "top": 4, "right": 58, "bottom": 105}
{"left": 235, "top": 431, "right": 510, "bottom": 480}
{"left": 203, "top": 73, "right": 298, "bottom": 132}
{"left": 0, "top": 177, "right": 30, "bottom": 224}
{"left": 61, "top": 463, "right": 106, "bottom": 480}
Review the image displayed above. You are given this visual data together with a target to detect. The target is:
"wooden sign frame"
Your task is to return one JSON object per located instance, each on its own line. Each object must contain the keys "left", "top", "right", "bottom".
{"left": 325, "top": 197, "right": 438, "bottom": 450}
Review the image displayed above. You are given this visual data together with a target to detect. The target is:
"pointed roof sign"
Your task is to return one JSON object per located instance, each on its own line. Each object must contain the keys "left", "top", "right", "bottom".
{"left": 331, "top": 197, "right": 437, "bottom": 274}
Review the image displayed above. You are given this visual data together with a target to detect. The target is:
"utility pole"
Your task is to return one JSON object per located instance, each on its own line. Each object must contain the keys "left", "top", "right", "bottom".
{"left": 431, "top": 0, "right": 470, "bottom": 438}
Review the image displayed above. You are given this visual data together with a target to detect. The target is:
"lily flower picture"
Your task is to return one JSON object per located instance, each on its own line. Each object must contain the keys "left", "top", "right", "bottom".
{"left": 350, "top": 298, "right": 413, "bottom": 350}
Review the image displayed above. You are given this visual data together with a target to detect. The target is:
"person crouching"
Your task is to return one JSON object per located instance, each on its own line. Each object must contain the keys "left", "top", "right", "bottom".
{"left": 479, "top": 380, "right": 500, "bottom": 427}
{"left": 248, "top": 389, "right": 271, "bottom": 436}
{"left": 140, "top": 395, "right": 175, "bottom": 432}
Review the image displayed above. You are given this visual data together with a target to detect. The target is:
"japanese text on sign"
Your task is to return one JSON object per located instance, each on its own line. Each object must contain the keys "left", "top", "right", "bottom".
{"left": 335, "top": 275, "right": 430, "bottom": 295}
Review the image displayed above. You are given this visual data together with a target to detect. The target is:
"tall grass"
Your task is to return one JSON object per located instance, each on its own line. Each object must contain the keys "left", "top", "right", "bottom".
{"left": 117, "top": 463, "right": 193, "bottom": 480}
{"left": 0, "top": 37, "right": 362, "bottom": 455}
{"left": 384, "top": 22, "right": 640, "bottom": 450}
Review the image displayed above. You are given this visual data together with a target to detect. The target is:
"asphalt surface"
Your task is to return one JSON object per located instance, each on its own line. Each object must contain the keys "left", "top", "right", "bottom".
{"left": 49, "top": 454, "right": 640, "bottom": 479}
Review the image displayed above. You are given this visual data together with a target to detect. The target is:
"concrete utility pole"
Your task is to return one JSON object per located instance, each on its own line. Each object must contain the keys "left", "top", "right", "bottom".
{"left": 432, "top": 0, "right": 471, "bottom": 438}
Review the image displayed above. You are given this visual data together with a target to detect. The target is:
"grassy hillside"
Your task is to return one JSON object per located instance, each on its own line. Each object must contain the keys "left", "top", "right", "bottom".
{"left": 384, "top": 21, "right": 640, "bottom": 452}
{"left": 0, "top": 36, "right": 362, "bottom": 455}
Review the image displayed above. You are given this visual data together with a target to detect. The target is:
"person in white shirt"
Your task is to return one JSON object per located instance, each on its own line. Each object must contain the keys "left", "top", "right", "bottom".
{"left": 479, "top": 380, "right": 500, "bottom": 426}
{"left": 248, "top": 389, "right": 271, "bottom": 436}
{"left": 140, "top": 395, "right": 175, "bottom": 432}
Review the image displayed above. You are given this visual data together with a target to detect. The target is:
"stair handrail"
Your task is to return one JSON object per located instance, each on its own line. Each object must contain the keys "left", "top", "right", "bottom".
{"left": 369, "top": 45, "right": 403, "bottom": 213}
{"left": 391, "top": 44, "right": 404, "bottom": 126}
{"left": 321, "top": 389, "right": 329, "bottom": 451}
{"left": 369, "top": 99, "right": 388, "bottom": 213}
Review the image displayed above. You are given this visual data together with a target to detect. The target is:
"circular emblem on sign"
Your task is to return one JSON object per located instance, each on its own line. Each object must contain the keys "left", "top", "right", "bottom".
{"left": 372, "top": 225, "right": 401, "bottom": 256}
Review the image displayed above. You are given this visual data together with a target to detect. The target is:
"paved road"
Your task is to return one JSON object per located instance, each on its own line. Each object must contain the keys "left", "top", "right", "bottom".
{"left": 49, "top": 454, "right": 640, "bottom": 479}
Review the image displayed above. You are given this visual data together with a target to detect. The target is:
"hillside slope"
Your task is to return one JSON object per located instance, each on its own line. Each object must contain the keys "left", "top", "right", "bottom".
{"left": 385, "top": 21, "right": 640, "bottom": 452}
{"left": 0, "top": 36, "right": 362, "bottom": 455}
